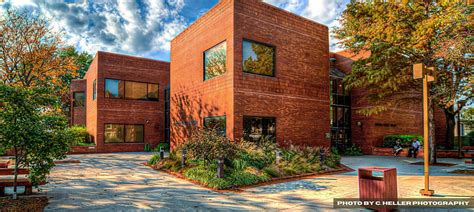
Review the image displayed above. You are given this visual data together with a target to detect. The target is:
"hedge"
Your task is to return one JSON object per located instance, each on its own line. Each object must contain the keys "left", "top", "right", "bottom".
{"left": 382, "top": 135, "right": 423, "bottom": 148}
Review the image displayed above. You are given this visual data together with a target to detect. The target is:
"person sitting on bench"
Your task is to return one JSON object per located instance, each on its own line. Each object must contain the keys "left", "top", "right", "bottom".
{"left": 408, "top": 138, "right": 421, "bottom": 158}
{"left": 393, "top": 140, "right": 403, "bottom": 156}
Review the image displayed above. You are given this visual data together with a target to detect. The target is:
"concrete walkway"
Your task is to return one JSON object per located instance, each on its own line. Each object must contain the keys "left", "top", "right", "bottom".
{"left": 38, "top": 153, "right": 473, "bottom": 211}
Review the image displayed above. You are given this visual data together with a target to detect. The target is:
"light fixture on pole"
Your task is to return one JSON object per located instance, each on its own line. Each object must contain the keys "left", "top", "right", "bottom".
{"left": 413, "top": 63, "right": 435, "bottom": 196}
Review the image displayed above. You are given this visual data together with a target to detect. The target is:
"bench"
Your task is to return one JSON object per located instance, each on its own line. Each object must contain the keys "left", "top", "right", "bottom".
{"left": 0, "top": 160, "right": 10, "bottom": 168}
{"left": 0, "top": 168, "right": 46, "bottom": 196}
{"left": 464, "top": 152, "right": 473, "bottom": 164}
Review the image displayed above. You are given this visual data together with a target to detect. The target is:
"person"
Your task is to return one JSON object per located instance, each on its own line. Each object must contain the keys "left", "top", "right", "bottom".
{"left": 393, "top": 140, "right": 403, "bottom": 156}
{"left": 408, "top": 138, "right": 421, "bottom": 158}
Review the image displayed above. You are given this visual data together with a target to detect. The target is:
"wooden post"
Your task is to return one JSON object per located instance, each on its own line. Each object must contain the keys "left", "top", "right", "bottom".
{"left": 159, "top": 147, "right": 164, "bottom": 160}
{"left": 217, "top": 159, "right": 224, "bottom": 178}
{"left": 320, "top": 148, "right": 325, "bottom": 164}
{"left": 420, "top": 72, "right": 434, "bottom": 196}
{"left": 181, "top": 149, "right": 186, "bottom": 168}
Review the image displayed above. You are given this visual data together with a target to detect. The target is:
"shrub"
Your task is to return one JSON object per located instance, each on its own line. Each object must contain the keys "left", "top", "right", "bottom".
{"left": 343, "top": 144, "right": 363, "bottom": 156}
{"left": 67, "top": 126, "right": 93, "bottom": 146}
{"left": 382, "top": 135, "right": 423, "bottom": 148}
{"left": 324, "top": 148, "right": 341, "bottom": 168}
{"left": 183, "top": 129, "right": 238, "bottom": 164}
{"left": 154, "top": 142, "right": 170, "bottom": 152}
{"left": 148, "top": 154, "right": 161, "bottom": 165}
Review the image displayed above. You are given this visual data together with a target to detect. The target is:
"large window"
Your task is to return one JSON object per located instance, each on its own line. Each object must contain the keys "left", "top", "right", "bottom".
{"left": 105, "top": 124, "right": 144, "bottom": 143}
{"left": 92, "top": 79, "right": 96, "bottom": 100}
{"left": 204, "top": 116, "right": 226, "bottom": 136}
{"left": 125, "top": 81, "right": 148, "bottom": 100}
{"left": 73, "top": 92, "right": 85, "bottom": 107}
{"left": 243, "top": 116, "right": 276, "bottom": 142}
{"left": 105, "top": 79, "right": 124, "bottom": 98}
{"left": 104, "top": 78, "right": 159, "bottom": 101}
{"left": 242, "top": 40, "right": 275, "bottom": 77}
{"left": 204, "top": 41, "right": 227, "bottom": 80}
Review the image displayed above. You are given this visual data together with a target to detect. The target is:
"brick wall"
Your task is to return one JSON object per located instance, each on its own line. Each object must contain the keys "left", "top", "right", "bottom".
{"left": 333, "top": 50, "right": 447, "bottom": 154}
{"left": 233, "top": 0, "right": 331, "bottom": 147}
{"left": 70, "top": 79, "right": 86, "bottom": 126}
{"left": 170, "top": 0, "right": 235, "bottom": 148}
{"left": 81, "top": 51, "right": 170, "bottom": 152}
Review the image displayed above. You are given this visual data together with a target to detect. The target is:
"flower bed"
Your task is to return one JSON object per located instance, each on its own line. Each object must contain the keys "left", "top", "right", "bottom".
{"left": 0, "top": 196, "right": 48, "bottom": 211}
{"left": 148, "top": 129, "right": 343, "bottom": 190}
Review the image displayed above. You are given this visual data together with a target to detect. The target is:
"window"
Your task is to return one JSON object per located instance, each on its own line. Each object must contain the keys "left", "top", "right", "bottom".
{"left": 92, "top": 79, "right": 96, "bottom": 100}
{"left": 147, "top": 84, "right": 159, "bottom": 100}
{"left": 204, "top": 41, "right": 227, "bottom": 80}
{"left": 242, "top": 40, "right": 275, "bottom": 77}
{"left": 73, "top": 92, "right": 85, "bottom": 107}
{"left": 204, "top": 116, "right": 226, "bottom": 136}
{"left": 125, "top": 81, "right": 148, "bottom": 100}
{"left": 125, "top": 125, "right": 144, "bottom": 142}
{"left": 105, "top": 79, "right": 124, "bottom": 98}
{"left": 104, "top": 124, "right": 124, "bottom": 143}
{"left": 104, "top": 124, "right": 144, "bottom": 143}
{"left": 104, "top": 78, "right": 159, "bottom": 101}
{"left": 243, "top": 116, "right": 276, "bottom": 142}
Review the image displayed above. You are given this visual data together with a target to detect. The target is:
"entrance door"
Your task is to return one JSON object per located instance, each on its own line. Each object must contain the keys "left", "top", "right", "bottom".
{"left": 330, "top": 77, "right": 351, "bottom": 152}
{"left": 164, "top": 86, "right": 170, "bottom": 143}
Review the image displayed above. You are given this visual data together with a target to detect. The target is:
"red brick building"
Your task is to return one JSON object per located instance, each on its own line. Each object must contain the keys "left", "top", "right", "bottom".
{"left": 70, "top": 51, "right": 170, "bottom": 153}
{"left": 332, "top": 50, "right": 446, "bottom": 154}
{"left": 170, "top": 0, "right": 331, "bottom": 148}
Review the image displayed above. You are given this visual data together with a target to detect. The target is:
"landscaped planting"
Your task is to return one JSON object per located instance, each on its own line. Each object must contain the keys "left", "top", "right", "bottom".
{"left": 149, "top": 129, "right": 342, "bottom": 190}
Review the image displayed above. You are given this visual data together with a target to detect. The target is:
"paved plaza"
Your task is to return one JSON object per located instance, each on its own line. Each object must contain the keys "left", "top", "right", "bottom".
{"left": 19, "top": 153, "right": 474, "bottom": 211}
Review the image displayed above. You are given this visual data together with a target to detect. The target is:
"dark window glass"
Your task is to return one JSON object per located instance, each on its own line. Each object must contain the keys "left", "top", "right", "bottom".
{"left": 147, "top": 84, "right": 159, "bottom": 100}
{"left": 73, "top": 92, "right": 85, "bottom": 107}
{"left": 243, "top": 116, "right": 276, "bottom": 142}
{"left": 105, "top": 79, "right": 124, "bottom": 98}
{"left": 204, "top": 116, "right": 226, "bottom": 136}
{"left": 125, "top": 125, "right": 144, "bottom": 142}
{"left": 104, "top": 124, "right": 124, "bottom": 143}
{"left": 125, "top": 81, "right": 148, "bottom": 100}
{"left": 204, "top": 42, "right": 227, "bottom": 80}
{"left": 242, "top": 40, "right": 275, "bottom": 76}
{"left": 93, "top": 79, "right": 96, "bottom": 100}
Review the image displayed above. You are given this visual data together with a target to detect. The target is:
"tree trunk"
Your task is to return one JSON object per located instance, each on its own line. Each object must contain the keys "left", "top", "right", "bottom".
{"left": 444, "top": 107, "right": 456, "bottom": 150}
{"left": 13, "top": 147, "right": 18, "bottom": 200}
{"left": 429, "top": 102, "right": 437, "bottom": 164}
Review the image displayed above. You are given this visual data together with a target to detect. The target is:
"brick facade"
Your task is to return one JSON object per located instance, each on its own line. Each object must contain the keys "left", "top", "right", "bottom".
{"left": 73, "top": 51, "right": 170, "bottom": 153}
{"left": 333, "top": 50, "right": 447, "bottom": 154}
{"left": 170, "top": 0, "right": 331, "bottom": 148}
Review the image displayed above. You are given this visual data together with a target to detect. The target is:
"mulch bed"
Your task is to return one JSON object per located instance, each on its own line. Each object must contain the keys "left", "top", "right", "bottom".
{"left": 448, "top": 169, "right": 474, "bottom": 175}
{"left": 145, "top": 163, "right": 353, "bottom": 192}
{"left": 54, "top": 159, "right": 81, "bottom": 164}
{"left": 0, "top": 196, "right": 48, "bottom": 212}
{"left": 410, "top": 162, "right": 457, "bottom": 167}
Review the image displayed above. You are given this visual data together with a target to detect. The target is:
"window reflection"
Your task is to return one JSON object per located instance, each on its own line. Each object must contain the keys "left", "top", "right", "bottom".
{"left": 243, "top": 116, "right": 276, "bottom": 142}
{"left": 243, "top": 40, "right": 275, "bottom": 76}
{"left": 125, "top": 81, "right": 148, "bottom": 100}
{"left": 73, "top": 92, "right": 85, "bottom": 107}
{"left": 204, "top": 42, "right": 227, "bottom": 80}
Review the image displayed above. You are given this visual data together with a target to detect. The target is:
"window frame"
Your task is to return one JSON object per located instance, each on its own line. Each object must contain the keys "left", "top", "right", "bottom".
{"left": 73, "top": 91, "right": 85, "bottom": 107}
{"left": 242, "top": 38, "right": 276, "bottom": 77}
{"left": 203, "top": 115, "right": 227, "bottom": 136}
{"left": 243, "top": 115, "right": 277, "bottom": 142}
{"left": 92, "top": 79, "right": 97, "bottom": 100}
{"left": 203, "top": 40, "right": 227, "bottom": 81}
{"left": 104, "top": 78, "right": 159, "bottom": 102}
{"left": 104, "top": 123, "right": 145, "bottom": 144}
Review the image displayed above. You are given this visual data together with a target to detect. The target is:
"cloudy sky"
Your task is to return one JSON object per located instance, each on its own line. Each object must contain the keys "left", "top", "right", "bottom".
{"left": 1, "top": 0, "right": 350, "bottom": 61}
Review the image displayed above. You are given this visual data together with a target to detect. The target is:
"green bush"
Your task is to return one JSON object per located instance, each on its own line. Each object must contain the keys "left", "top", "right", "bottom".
{"left": 148, "top": 154, "right": 161, "bottom": 165}
{"left": 343, "top": 144, "right": 364, "bottom": 156}
{"left": 183, "top": 129, "right": 238, "bottom": 164}
{"left": 154, "top": 143, "right": 170, "bottom": 152}
{"left": 67, "top": 126, "right": 93, "bottom": 146}
{"left": 382, "top": 135, "right": 423, "bottom": 148}
{"left": 324, "top": 148, "right": 341, "bottom": 168}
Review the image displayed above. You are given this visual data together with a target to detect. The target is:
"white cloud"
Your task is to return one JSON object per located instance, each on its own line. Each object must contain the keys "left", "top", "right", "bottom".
{"left": 1, "top": 0, "right": 187, "bottom": 59}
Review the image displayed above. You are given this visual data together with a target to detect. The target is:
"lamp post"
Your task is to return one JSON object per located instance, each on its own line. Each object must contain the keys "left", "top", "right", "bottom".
{"left": 413, "top": 63, "right": 435, "bottom": 196}
{"left": 457, "top": 101, "right": 466, "bottom": 158}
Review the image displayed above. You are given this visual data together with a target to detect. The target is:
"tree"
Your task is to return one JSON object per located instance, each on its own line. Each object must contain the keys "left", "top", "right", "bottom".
{"left": 0, "top": 9, "right": 77, "bottom": 110}
{"left": 0, "top": 84, "right": 71, "bottom": 199}
{"left": 243, "top": 43, "right": 275, "bottom": 76}
{"left": 334, "top": 1, "right": 473, "bottom": 163}
{"left": 58, "top": 46, "right": 93, "bottom": 114}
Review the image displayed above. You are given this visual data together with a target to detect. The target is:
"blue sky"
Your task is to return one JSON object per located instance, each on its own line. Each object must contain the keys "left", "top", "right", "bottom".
{"left": 0, "top": 0, "right": 350, "bottom": 62}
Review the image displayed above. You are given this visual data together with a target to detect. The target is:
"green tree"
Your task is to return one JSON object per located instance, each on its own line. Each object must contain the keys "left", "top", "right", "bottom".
{"left": 58, "top": 46, "right": 93, "bottom": 114}
{"left": 243, "top": 43, "right": 275, "bottom": 76}
{"left": 334, "top": 1, "right": 473, "bottom": 163}
{"left": 0, "top": 84, "right": 72, "bottom": 199}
